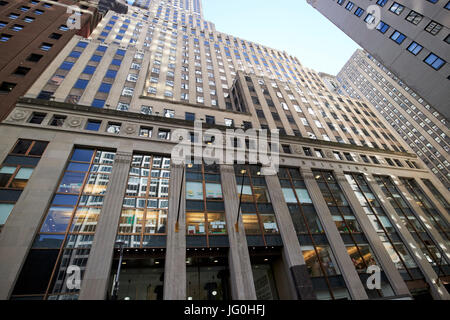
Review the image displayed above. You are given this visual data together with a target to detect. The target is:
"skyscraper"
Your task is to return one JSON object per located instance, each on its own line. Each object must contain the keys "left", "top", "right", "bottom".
{"left": 0, "top": 0, "right": 101, "bottom": 120}
{"left": 0, "top": 0, "right": 449, "bottom": 301}
{"left": 337, "top": 49, "right": 450, "bottom": 190}
{"left": 308, "top": 0, "right": 450, "bottom": 119}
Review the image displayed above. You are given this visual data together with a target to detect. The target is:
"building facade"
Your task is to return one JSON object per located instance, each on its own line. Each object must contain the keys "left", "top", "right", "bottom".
{"left": 318, "top": 72, "right": 342, "bottom": 94}
{"left": 0, "top": 0, "right": 449, "bottom": 300}
{"left": 97, "top": 0, "right": 128, "bottom": 15}
{"left": 337, "top": 49, "right": 450, "bottom": 190}
{"left": 0, "top": 0, "right": 101, "bottom": 121}
{"left": 308, "top": 0, "right": 450, "bottom": 119}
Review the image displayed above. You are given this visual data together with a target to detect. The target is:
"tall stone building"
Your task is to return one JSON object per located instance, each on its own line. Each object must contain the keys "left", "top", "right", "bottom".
{"left": 0, "top": 0, "right": 101, "bottom": 120}
{"left": 308, "top": 0, "right": 450, "bottom": 119}
{"left": 337, "top": 49, "right": 450, "bottom": 190}
{"left": 0, "top": 0, "right": 449, "bottom": 301}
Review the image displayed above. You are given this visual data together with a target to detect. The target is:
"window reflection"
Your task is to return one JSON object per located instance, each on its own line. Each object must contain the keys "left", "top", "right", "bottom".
{"left": 40, "top": 207, "right": 73, "bottom": 233}
{"left": 279, "top": 167, "right": 348, "bottom": 300}
{"left": 313, "top": 170, "right": 392, "bottom": 298}
{"left": 375, "top": 175, "right": 449, "bottom": 278}
{"left": 421, "top": 179, "right": 450, "bottom": 211}
{"left": 345, "top": 173, "right": 420, "bottom": 280}
{"left": 110, "top": 259, "right": 165, "bottom": 300}
{"left": 14, "top": 148, "right": 115, "bottom": 300}
{"left": 117, "top": 154, "right": 171, "bottom": 248}
{"left": 58, "top": 172, "right": 85, "bottom": 193}
{"left": 401, "top": 178, "right": 449, "bottom": 237}
{"left": 186, "top": 163, "right": 226, "bottom": 241}
{"left": 186, "top": 256, "right": 230, "bottom": 301}
{"left": 235, "top": 165, "right": 279, "bottom": 240}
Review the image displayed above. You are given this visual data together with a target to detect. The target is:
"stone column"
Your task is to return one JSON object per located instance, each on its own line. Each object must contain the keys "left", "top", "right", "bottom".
{"left": 393, "top": 177, "right": 450, "bottom": 265}
{"left": 0, "top": 135, "right": 17, "bottom": 164}
{"left": 220, "top": 165, "right": 257, "bottom": 300}
{"left": 163, "top": 164, "right": 186, "bottom": 300}
{"left": 79, "top": 151, "right": 133, "bottom": 300}
{"left": 334, "top": 171, "right": 411, "bottom": 297}
{"left": 0, "top": 138, "right": 73, "bottom": 299}
{"left": 366, "top": 175, "right": 450, "bottom": 300}
{"left": 264, "top": 173, "right": 316, "bottom": 300}
{"left": 301, "top": 168, "right": 368, "bottom": 300}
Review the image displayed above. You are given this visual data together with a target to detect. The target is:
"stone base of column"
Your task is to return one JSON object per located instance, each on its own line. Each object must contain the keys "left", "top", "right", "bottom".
{"left": 290, "top": 265, "right": 317, "bottom": 300}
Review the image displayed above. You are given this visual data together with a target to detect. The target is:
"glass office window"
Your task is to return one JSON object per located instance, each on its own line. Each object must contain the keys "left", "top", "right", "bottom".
{"left": 0, "top": 139, "right": 48, "bottom": 230}
{"left": 186, "top": 163, "right": 226, "bottom": 245}
{"left": 390, "top": 30, "right": 406, "bottom": 44}
{"left": 345, "top": 173, "right": 422, "bottom": 282}
{"left": 186, "top": 256, "right": 230, "bottom": 300}
{"left": 400, "top": 178, "right": 449, "bottom": 242}
{"left": 278, "top": 167, "right": 350, "bottom": 300}
{"left": 116, "top": 154, "right": 170, "bottom": 248}
{"left": 389, "top": 2, "right": 404, "bottom": 15}
{"left": 12, "top": 148, "right": 116, "bottom": 300}
{"left": 99, "top": 83, "right": 112, "bottom": 93}
{"left": 375, "top": 175, "right": 449, "bottom": 278}
{"left": 424, "top": 53, "right": 446, "bottom": 70}
{"left": 109, "top": 258, "right": 165, "bottom": 300}
{"left": 407, "top": 42, "right": 423, "bottom": 55}
{"left": 421, "top": 179, "right": 450, "bottom": 213}
{"left": 376, "top": 21, "right": 390, "bottom": 33}
{"left": 235, "top": 165, "right": 279, "bottom": 245}
{"left": 313, "top": 170, "right": 394, "bottom": 298}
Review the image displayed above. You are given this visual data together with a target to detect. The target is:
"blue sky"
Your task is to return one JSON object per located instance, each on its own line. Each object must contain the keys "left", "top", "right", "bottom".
{"left": 203, "top": 0, "right": 360, "bottom": 75}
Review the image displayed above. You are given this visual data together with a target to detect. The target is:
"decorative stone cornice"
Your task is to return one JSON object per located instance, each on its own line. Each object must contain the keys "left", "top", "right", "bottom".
{"left": 12, "top": 97, "right": 418, "bottom": 159}
{"left": 334, "top": 173, "right": 348, "bottom": 184}
{"left": 219, "top": 165, "right": 235, "bottom": 173}
{"left": 67, "top": 117, "right": 83, "bottom": 128}
{"left": 124, "top": 124, "right": 137, "bottom": 135}
{"left": 300, "top": 168, "right": 315, "bottom": 181}
{"left": 15, "top": 97, "right": 242, "bottom": 132}
{"left": 10, "top": 110, "right": 28, "bottom": 122}
{"left": 171, "top": 163, "right": 185, "bottom": 169}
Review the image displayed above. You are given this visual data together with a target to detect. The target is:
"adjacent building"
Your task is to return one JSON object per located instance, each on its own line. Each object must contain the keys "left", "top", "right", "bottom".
{"left": 319, "top": 72, "right": 342, "bottom": 94}
{"left": 308, "top": 0, "right": 450, "bottom": 119}
{"left": 97, "top": 0, "right": 128, "bottom": 15}
{"left": 0, "top": 0, "right": 449, "bottom": 301}
{"left": 0, "top": 0, "right": 101, "bottom": 121}
{"left": 337, "top": 49, "right": 450, "bottom": 190}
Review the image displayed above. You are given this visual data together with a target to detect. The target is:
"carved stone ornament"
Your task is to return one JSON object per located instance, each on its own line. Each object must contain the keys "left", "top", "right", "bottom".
{"left": 68, "top": 117, "right": 82, "bottom": 128}
{"left": 124, "top": 124, "right": 137, "bottom": 135}
{"left": 10, "top": 110, "right": 28, "bottom": 122}
{"left": 293, "top": 145, "right": 303, "bottom": 155}
{"left": 115, "top": 152, "right": 133, "bottom": 164}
